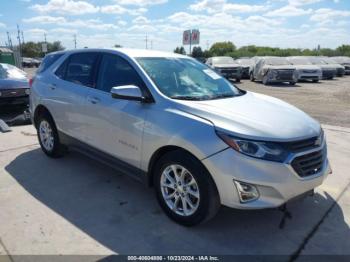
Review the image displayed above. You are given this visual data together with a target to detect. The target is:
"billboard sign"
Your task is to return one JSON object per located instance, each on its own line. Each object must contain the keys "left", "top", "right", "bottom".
{"left": 191, "top": 29, "right": 200, "bottom": 45}
{"left": 183, "top": 30, "right": 191, "bottom": 45}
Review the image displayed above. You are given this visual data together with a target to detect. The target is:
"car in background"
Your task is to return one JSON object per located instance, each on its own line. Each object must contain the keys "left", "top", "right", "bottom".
{"left": 235, "top": 58, "right": 253, "bottom": 79}
{"left": 22, "top": 57, "right": 41, "bottom": 68}
{"left": 331, "top": 56, "right": 350, "bottom": 75}
{"left": 0, "top": 63, "right": 29, "bottom": 107}
{"left": 287, "top": 56, "right": 322, "bottom": 82}
{"left": 307, "top": 57, "right": 337, "bottom": 80}
{"left": 206, "top": 56, "right": 242, "bottom": 82}
{"left": 321, "top": 57, "right": 345, "bottom": 77}
{"left": 250, "top": 57, "right": 297, "bottom": 85}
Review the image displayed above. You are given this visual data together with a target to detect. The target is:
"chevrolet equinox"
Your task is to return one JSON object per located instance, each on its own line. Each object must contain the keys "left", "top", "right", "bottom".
{"left": 30, "top": 49, "right": 330, "bottom": 226}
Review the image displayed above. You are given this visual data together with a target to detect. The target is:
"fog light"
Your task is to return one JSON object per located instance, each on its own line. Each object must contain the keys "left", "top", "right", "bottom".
{"left": 234, "top": 180, "right": 259, "bottom": 203}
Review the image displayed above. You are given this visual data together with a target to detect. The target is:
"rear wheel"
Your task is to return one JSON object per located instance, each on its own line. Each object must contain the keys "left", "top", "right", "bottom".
{"left": 250, "top": 72, "right": 255, "bottom": 82}
{"left": 262, "top": 75, "right": 269, "bottom": 85}
{"left": 37, "top": 112, "right": 66, "bottom": 158}
{"left": 154, "top": 151, "right": 220, "bottom": 226}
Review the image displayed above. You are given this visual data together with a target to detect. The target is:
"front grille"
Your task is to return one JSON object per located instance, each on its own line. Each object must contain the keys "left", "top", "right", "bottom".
{"left": 277, "top": 69, "right": 294, "bottom": 80}
{"left": 322, "top": 69, "right": 335, "bottom": 78}
{"left": 0, "top": 89, "right": 27, "bottom": 98}
{"left": 336, "top": 68, "right": 345, "bottom": 75}
{"left": 220, "top": 68, "right": 238, "bottom": 74}
{"left": 282, "top": 136, "right": 320, "bottom": 153}
{"left": 302, "top": 70, "right": 317, "bottom": 74}
{"left": 291, "top": 148, "right": 326, "bottom": 177}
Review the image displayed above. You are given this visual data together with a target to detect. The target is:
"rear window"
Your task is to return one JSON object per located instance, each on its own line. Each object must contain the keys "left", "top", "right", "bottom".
{"left": 37, "top": 53, "right": 64, "bottom": 73}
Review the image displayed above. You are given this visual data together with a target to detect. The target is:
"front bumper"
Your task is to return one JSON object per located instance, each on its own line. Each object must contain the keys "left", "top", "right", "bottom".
{"left": 0, "top": 96, "right": 29, "bottom": 106}
{"left": 202, "top": 143, "right": 330, "bottom": 209}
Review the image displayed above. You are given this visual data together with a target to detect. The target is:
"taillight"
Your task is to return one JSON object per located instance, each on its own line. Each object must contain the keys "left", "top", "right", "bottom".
{"left": 29, "top": 78, "right": 34, "bottom": 88}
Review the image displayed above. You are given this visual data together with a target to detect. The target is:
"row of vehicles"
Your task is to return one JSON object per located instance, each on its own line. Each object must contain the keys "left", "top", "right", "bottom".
{"left": 206, "top": 56, "right": 350, "bottom": 85}
{"left": 22, "top": 57, "right": 41, "bottom": 68}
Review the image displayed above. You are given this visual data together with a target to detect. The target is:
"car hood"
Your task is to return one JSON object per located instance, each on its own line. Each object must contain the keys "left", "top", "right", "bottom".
{"left": 294, "top": 65, "right": 321, "bottom": 70}
{"left": 0, "top": 79, "right": 28, "bottom": 89}
{"left": 263, "top": 65, "right": 296, "bottom": 70}
{"left": 214, "top": 64, "right": 241, "bottom": 68}
{"left": 175, "top": 92, "right": 320, "bottom": 141}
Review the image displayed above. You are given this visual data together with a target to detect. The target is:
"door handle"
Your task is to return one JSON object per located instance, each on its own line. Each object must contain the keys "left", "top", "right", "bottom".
{"left": 49, "top": 84, "right": 57, "bottom": 90}
{"left": 87, "top": 96, "right": 100, "bottom": 104}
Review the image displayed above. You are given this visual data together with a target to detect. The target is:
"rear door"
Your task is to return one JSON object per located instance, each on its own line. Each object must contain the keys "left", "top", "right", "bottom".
{"left": 50, "top": 52, "right": 100, "bottom": 141}
{"left": 84, "top": 53, "right": 148, "bottom": 168}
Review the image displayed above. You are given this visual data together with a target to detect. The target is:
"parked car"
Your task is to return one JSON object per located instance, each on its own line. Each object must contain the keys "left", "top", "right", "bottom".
{"left": 250, "top": 56, "right": 297, "bottom": 85}
{"left": 30, "top": 49, "right": 330, "bottom": 226}
{"left": 235, "top": 58, "right": 253, "bottom": 79}
{"left": 22, "top": 57, "right": 41, "bottom": 68}
{"left": 0, "top": 63, "right": 29, "bottom": 107}
{"left": 287, "top": 56, "right": 322, "bottom": 82}
{"left": 321, "top": 57, "right": 345, "bottom": 77}
{"left": 206, "top": 56, "right": 242, "bottom": 82}
{"left": 331, "top": 56, "right": 350, "bottom": 75}
{"left": 307, "top": 57, "right": 337, "bottom": 80}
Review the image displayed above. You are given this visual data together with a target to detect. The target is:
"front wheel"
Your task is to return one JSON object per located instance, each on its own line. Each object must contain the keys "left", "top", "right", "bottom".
{"left": 290, "top": 81, "right": 296, "bottom": 85}
{"left": 262, "top": 75, "right": 269, "bottom": 85}
{"left": 154, "top": 151, "right": 220, "bottom": 226}
{"left": 250, "top": 73, "right": 255, "bottom": 82}
{"left": 236, "top": 78, "right": 241, "bottom": 82}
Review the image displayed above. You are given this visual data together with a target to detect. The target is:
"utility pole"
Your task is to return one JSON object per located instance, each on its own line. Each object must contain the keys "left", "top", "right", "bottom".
{"left": 21, "top": 31, "right": 25, "bottom": 44}
{"left": 73, "top": 34, "right": 77, "bottom": 49}
{"left": 44, "top": 33, "right": 47, "bottom": 43}
{"left": 145, "top": 34, "right": 148, "bottom": 49}
{"left": 6, "top": 32, "right": 13, "bottom": 49}
{"left": 17, "top": 24, "right": 22, "bottom": 50}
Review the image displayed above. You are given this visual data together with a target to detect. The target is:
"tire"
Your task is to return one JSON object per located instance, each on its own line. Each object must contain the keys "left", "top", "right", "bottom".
{"left": 236, "top": 78, "right": 241, "bottom": 82}
{"left": 154, "top": 150, "right": 221, "bottom": 226}
{"left": 312, "top": 79, "right": 319, "bottom": 83}
{"left": 37, "top": 112, "right": 66, "bottom": 158}
{"left": 262, "top": 75, "right": 269, "bottom": 85}
{"left": 290, "top": 81, "right": 296, "bottom": 85}
{"left": 250, "top": 72, "right": 255, "bottom": 82}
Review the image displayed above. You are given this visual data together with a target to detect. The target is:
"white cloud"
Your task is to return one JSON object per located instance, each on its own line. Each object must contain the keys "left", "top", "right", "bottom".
{"left": 23, "top": 15, "right": 67, "bottom": 24}
{"left": 26, "top": 28, "right": 47, "bottom": 34}
{"left": 50, "top": 28, "right": 77, "bottom": 34}
{"left": 23, "top": 15, "right": 118, "bottom": 31}
{"left": 30, "top": 0, "right": 99, "bottom": 15}
{"left": 265, "top": 5, "right": 312, "bottom": 17}
{"left": 310, "top": 8, "right": 350, "bottom": 22}
{"left": 132, "top": 16, "right": 150, "bottom": 24}
{"left": 115, "top": 0, "right": 167, "bottom": 6}
{"left": 0, "top": 22, "right": 6, "bottom": 28}
{"left": 189, "top": 0, "right": 268, "bottom": 14}
{"left": 117, "top": 20, "right": 127, "bottom": 26}
{"left": 100, "top": 4, "right": 147, "bottom": 16}
{"left": 288, "top": 0, "right": 322, "bottom": 6}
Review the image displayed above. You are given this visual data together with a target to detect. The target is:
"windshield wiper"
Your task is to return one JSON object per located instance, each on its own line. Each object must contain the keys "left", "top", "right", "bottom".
{"left": 170, "top": 95, "right": 206, "bottom": 101}
{"left": 206, "top": 93, "right": 236, "bottom": 100}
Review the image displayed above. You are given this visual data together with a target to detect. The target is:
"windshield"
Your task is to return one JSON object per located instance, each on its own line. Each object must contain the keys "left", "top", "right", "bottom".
{"left": 265, "top": 58, "right": 291, "bottom": 65}
{"left": 308, "top": 57, "right": 327, "bottom": 65}
{"left": 236, "top": 59, "right": 253, "bottom": 66}
{"left": 0, "top": 64, "right": 27, "bottom": 80}
{"left": 212, "top": 57, "right": 234, "bottom": 65}
{"left": 137, "top": 57, "right": 242, "bottom": 100}
{"left": 289, "top": 57, "right": 312, "bottom": 65}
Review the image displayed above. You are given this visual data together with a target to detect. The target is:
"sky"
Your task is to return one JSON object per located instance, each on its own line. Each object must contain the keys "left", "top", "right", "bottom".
{"left": 0, "top": 0, "right": 349, "bottom": 52}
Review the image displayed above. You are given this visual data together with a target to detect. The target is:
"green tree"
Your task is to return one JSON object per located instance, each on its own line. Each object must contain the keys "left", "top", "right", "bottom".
{"left": 191, "top": 46, "right": 204, "bottom": 58}
{"left": 174, "top": 46, "right": 186, "bottom": 55}
{"left": 21, "top": 41, "right": 65, "bottom": 57}
{"left": 114, "top": 44, "right": 122, "bottom": 48}
{"left": 209, "top": 41, "right": 236, "bottom": 56}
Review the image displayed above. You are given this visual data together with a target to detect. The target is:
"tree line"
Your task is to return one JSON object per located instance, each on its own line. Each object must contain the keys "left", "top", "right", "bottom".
{"left": 20, "top": 41, "right": 65, "bottom": 58}
{"left": 174, "top": 41, "right": 350, "bottom": 59}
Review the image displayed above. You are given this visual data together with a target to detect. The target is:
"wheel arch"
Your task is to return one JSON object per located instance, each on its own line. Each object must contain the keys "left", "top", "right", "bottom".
{"left": 33, "top": 104, "right": 54, "bottom": 129}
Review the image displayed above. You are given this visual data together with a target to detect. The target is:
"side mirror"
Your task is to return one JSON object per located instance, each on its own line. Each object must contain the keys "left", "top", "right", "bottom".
{"left": 111, "top": 85, "right": 147, "bottom": 102}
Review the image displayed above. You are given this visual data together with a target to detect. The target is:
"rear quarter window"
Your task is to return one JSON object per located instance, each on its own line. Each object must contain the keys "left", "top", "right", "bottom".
{"left": 37, "top": 53, "right": 64, "bottom": 74}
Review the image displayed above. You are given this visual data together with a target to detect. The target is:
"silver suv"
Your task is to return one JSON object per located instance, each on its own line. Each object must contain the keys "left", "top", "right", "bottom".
{"left": 30, "top": 49, "right": 330, "bottom": 226}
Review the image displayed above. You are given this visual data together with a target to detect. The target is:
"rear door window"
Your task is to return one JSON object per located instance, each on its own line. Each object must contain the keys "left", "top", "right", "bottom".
{"left": 64, "top": 52, "right": 99, "bottom": 87}
{"left": 37, "top": 53, "right": 63, "bottom": 73}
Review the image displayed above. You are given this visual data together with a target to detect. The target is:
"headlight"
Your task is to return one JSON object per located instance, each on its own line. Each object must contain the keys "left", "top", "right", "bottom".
{"left": 216, "top": 131, "right": 289, "bottom": 162}
{"left": 25, "top": 89, "right": 30, "bottom": 95}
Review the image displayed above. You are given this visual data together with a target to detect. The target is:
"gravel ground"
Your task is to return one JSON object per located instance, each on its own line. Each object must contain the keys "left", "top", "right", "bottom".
{"left": 21, "top": 68, "right": 350, "bottom": 128}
